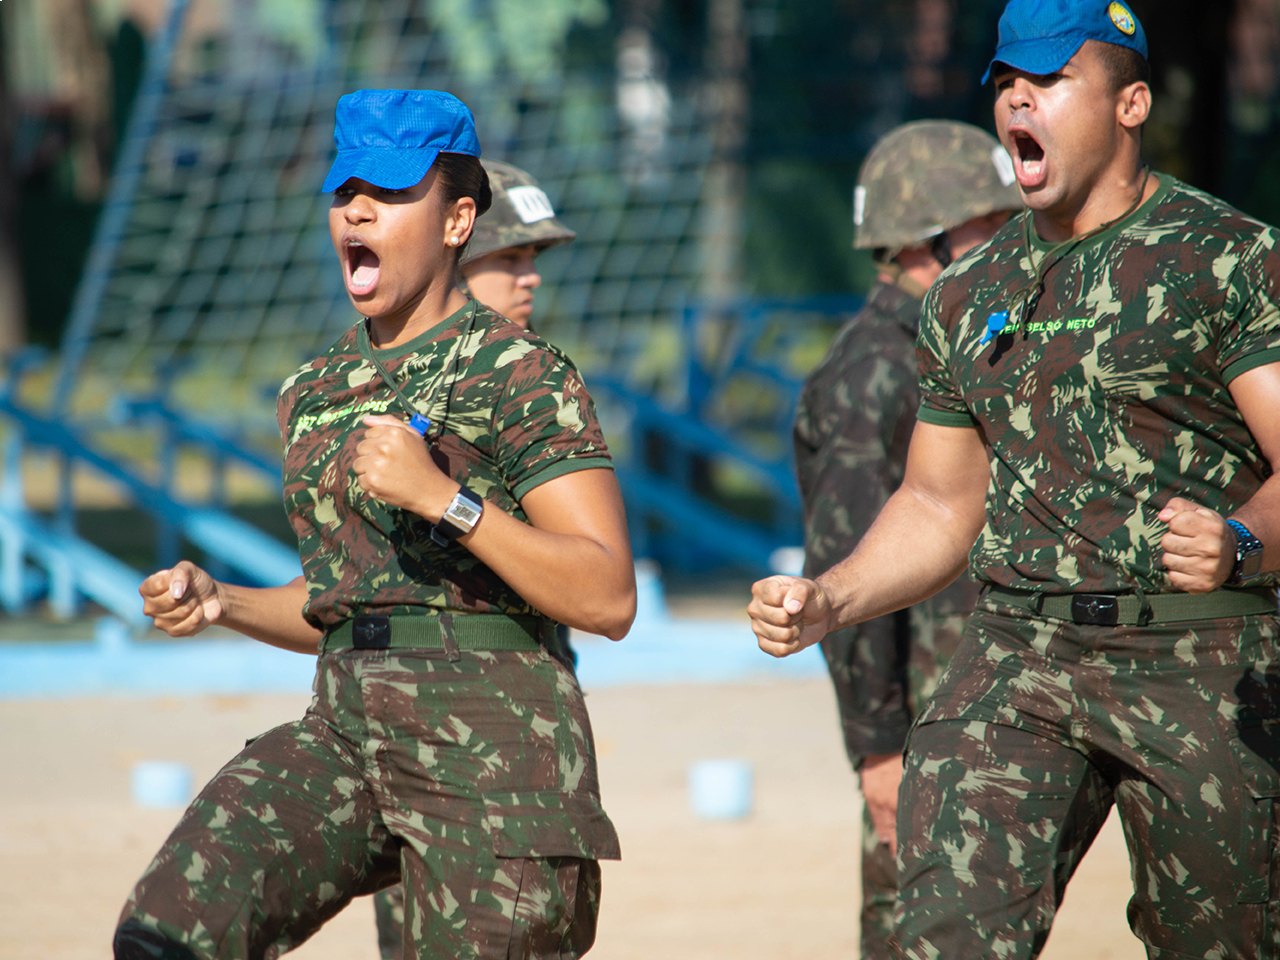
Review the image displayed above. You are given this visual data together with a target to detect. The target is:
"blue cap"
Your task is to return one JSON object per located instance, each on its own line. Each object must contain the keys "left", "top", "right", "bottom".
{"left": 982, "top": 0, "right": 1148, "bottom": 84}
{"left": 321, "top": 89, "right": 481, "bottom": 193}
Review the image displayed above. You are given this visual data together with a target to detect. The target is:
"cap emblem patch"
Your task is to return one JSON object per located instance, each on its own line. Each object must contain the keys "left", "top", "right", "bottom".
{"left": 1108, "top": 2, "right": 1137, "bottom": 37}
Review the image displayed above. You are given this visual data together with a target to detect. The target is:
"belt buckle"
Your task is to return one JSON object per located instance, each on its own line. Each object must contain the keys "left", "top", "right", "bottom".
{"left": 1070, "top": 594, "right": 1119, "bottom": 626}
{"left": 352, "top": 615, "right": 391, "bottom": 649}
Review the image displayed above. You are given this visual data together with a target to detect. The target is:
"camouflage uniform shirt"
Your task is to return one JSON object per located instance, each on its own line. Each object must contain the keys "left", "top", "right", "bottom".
{"left": 918, "top": 174, "right": 1280, "bottom": 593}
{"left": 278, "top": 299, "right": 612, "bottom": 629}
{"left": 795, "top": 280, "right": 978, "bottom": 761}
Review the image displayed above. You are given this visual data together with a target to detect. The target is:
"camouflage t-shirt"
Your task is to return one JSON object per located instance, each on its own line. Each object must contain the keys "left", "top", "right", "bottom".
{"left": 278, "top": 300, "right": 613, "bottom": 629}
{"left": 917, "top": 174, "right": 1280, "bottom": 593}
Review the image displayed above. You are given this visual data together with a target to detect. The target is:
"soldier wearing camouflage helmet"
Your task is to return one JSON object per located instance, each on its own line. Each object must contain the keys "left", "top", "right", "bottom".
{"left": 459, "top": 159, "right": 576, "bottom": 331}
{"left": 116, "top": 90, "right": 635, "bottom": 959}
{"left": 853, "top": 119, "right": 1023, "bottom": 267}
{"left": 792, "top": 118, "right": 1020, "bottom": 960}
{"left": 756, "top": 1, "right": 1280, "bottom": 957}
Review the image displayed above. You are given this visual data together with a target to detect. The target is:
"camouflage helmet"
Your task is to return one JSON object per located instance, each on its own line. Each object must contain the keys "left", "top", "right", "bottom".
{"left": 853, "top": 120, "right": 1021, "bottom": 257}
{"left": 461, "top": 159, "right": 576, "bottom": 264}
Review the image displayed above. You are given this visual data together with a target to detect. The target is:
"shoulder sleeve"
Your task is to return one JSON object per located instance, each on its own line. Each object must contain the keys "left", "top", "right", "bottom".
{"left": 492, "top": 342, "right": 613, "bottom": 501}
{"left": 915, "top": 284, "right": 977, "bottom": 428}
{"left": 1219, "top": 227, "right": 1280, "bottom": 383}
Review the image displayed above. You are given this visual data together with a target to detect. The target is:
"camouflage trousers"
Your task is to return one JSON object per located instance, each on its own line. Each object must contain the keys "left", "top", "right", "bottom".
{"left": 895, "top": 598, "right": 1280, "bottom": 960}
{"left": 375, "top": 883, "right": 408, "bottom": 959}
{"left": 114, "top": 645, "right": 620, "bottom": 959}
{"left": 823, "top": 596, "right": 971, "bottom": 960}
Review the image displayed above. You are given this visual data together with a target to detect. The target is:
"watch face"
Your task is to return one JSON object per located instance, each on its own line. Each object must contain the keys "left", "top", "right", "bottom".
{"left": 451, "top": 502, "right": 481, "bottom": 526}
{"left": 1238, "top": 549, "right": 1264, "bottom": 580}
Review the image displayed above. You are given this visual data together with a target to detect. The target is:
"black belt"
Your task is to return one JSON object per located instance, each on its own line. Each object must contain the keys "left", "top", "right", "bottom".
{"left": 985, "top": 585, "right": 1277, "bottom": 626}
{"left": 324, "top": 613, "right": 551, "bottom": 652}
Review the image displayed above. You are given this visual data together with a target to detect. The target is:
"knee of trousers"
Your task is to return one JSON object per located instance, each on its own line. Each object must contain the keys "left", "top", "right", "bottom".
{"left": 114, "top": 917, "right": 200, "bottom": 960}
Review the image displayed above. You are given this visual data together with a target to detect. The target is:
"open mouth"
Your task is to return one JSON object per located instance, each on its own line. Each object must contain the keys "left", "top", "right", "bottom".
{"left": 1011, "top": 130, "right": 1046, "bottom": 186}
{"left": 345, "top": 239, "right": 381, "bottom": 296}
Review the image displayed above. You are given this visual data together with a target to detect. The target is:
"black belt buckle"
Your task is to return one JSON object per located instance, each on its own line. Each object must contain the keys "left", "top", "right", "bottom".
{"left": 351, "top": 615, "right": 391, "bottom": 649}
{"left": 1071, "top": 594, "right": 1119, "bottom": 626}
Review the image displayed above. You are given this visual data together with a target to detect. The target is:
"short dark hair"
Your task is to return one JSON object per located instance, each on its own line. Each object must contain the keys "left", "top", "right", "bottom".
{"left": 1096, "top": 42, "right": 1150, "bottom": 92}
{"left": 433, "top": 153, "right": 492, "bottom": 260}
{"left": 434, "top": 153, "right": 493, "bottom": 218}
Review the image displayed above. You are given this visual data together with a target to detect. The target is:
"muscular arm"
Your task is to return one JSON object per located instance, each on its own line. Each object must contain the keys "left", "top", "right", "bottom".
{"left": 749, "top": 420, "right": 989, "bottom": 657}
{"left": 457, "top": 468, "right": 636, "bottom": 640}
{"left": 795, "top": 321, "right": 918, "bottom": 757}
{"left": 1160, "top": 361, "right": 1280, "bottom": 589}
{"left": 1230, "top": 363, "right": 1280, "bottom": 571}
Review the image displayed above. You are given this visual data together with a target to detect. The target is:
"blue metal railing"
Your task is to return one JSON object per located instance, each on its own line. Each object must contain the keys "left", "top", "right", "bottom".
{"left": 0, "top": 293, "right": 854, "bottom": 622}
{"left": 594, "top": 294, "right": 858, "bottom": 574}
{"left": 0, "top": 351, "right": 299, "bottom": 624}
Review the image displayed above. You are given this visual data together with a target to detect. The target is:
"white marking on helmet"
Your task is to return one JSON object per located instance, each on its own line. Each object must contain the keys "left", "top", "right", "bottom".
{"left": 991, "top": 146, "right": 1016, "bottom": 187}
{"left": 508, "top": 186, "right": 557, "bottom": 224}
{"left": 853, "top": 185, "right": 867, "bottom": 226}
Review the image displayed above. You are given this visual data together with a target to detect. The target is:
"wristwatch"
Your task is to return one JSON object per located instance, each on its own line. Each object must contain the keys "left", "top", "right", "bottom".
{"left": 429, "top": 486, "right": 484, "bottom": 547}
{"left": 1225, "top": 518, "right": 1265, "bottom": 585}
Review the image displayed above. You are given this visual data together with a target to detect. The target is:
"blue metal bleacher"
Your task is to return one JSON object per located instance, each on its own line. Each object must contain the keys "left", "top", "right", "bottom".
{"left": 0, "top": 355, "right": 299, "bottom": 626}
{"left": 594, "top": 294, "right": 858, "bottom": 574}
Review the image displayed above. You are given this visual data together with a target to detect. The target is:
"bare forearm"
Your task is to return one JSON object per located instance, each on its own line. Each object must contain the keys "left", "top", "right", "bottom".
{"left": 1231, "top": 473, "right": 1280, "bottom": 577}
{"left": 817, "top": 482, "right": 978, "bottom": 629}
{"left": 1222, "top": 364, "right": 1280, "bottom": 578}
{"left": 217, "top": 577, "right": 322, "bottom": 654}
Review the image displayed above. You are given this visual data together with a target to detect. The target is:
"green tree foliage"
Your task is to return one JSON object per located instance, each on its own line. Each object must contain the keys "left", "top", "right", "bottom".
{"left": 430, "top": 0, "right": 609, "bottom": 84}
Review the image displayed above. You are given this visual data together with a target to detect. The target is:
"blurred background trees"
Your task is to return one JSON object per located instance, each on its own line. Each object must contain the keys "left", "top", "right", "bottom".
{"left": 0, "top": 0, "right": 1277, "bottom": 587}
{"left": 2, "top": 0, "right": 1278, "bottom": 351}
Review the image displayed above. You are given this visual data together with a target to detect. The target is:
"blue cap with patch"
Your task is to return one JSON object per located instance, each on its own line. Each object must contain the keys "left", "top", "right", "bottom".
{"left": 982, "top": 0, "right": 1148, "bottom": 85}
{"left": 321, "top": 89, "right": 482, "bottom": 193}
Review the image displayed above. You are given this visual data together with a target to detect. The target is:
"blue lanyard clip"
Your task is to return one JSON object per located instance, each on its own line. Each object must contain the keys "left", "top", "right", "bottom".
{"left": 978, "top": 310, "right": 1009, "bottom": 347}
{"left": 409, "top": 413, "right": 432, "bottom": 437}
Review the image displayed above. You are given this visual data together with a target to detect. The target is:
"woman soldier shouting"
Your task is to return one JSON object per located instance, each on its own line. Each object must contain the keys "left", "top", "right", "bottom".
{"left": 115, "top": 89, "right": 635, "bottom": 960}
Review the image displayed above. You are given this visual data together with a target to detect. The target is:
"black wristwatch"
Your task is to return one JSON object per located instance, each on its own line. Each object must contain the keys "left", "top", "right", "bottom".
{"left": 429, "top": 486, "right": 484, "bottom": 547}
{"left": 1225, "top": 518, "right": 1265, "bottom": 585}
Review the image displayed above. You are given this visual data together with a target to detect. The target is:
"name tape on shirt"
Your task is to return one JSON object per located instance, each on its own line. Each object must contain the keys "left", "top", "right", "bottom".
{"left": 507, "top": 186, "right": 557, "bottom": 224}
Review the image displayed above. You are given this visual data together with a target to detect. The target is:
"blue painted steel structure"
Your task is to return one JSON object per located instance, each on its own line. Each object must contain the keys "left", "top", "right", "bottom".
{"left": 0, "top": 354, "right": 299, "bottom": 625}
{"left": 595, "top": 295, "right": 858, "bottom": 574}
{"left": 0, "top": 0, "right": 859, "bottom": 634}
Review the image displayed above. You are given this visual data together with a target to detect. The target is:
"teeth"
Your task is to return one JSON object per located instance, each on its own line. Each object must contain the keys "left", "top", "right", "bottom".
{"left": 347, "top": 243, "right": 380, "bottom": 292}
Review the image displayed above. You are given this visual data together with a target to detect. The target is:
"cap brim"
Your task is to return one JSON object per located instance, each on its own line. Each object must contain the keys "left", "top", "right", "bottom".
{"left": 321, "top": 147, "right": 441, "bottom": 193}
{"left": 981, "top": 36, "right": 1084, "bottom": 84}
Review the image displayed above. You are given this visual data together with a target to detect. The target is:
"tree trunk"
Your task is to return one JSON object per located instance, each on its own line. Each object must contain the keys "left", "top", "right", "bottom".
{"left": 701, "top": 0, "right": 747, "bottom": 301}
{"left": 42, "top": 0, "right": 112, "bottom": 200}
{"left": 0, "top": 9, "right": 28, "bottom": 355}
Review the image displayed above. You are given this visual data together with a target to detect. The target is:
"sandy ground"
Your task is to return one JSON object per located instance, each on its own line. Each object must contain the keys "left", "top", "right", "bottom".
{"left": 1, "top": 678, "right": 1145, "bottom": 959}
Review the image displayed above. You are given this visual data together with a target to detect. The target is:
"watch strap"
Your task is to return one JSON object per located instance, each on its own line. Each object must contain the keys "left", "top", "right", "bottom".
{"left": 430, "top": 486, "right": 484, "bottom": 547}
{"left": 1225, "top": 518, "right": 1265, "bottom": 585}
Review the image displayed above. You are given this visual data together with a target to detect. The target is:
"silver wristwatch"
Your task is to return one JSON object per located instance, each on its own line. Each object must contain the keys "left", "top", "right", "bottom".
{"left": 429, "top": 486, "right": 484, "bottom": 546}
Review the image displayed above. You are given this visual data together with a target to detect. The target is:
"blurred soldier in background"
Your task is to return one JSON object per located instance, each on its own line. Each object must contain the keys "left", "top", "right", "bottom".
{"left": 373, "top": 156, "right": 579, "bottom": 960}
{"left": 792, "top": 120, "right": 1020, "bottom": 959}
{"left": 460, "top": 158, "right": 577, "bottom": 333}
